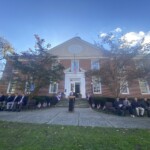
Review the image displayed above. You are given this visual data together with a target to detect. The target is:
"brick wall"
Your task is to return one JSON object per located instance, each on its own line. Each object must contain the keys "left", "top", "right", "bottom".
{"left": 1, "top": 58, "right": 150, "bottom": 98}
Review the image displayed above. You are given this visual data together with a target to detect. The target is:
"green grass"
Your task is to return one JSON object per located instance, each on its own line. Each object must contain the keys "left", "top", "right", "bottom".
{"left": 0, "top": 121, "right": 150, "bottom": 150}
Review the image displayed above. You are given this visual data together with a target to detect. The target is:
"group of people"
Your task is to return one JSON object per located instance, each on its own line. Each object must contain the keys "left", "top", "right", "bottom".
{"left": 113, "top": 97, "right": 150, "bottom": 117}
{"left": 0, "top": 92, "right": 28, "bottom": 111}
{"left": 86, "top": 92, "right": 150, "bottom": 117}
{"left": 32, "top": 92, "right": 63, "bottom": 109}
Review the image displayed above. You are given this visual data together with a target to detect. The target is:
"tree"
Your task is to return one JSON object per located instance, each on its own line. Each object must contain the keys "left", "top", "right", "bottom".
{"left": 10, "top": 35, "right": 64, "bottom": 98}
{"left": 0, "top": 37, "right": 13, "bottom": 78}
{"left": 134, "top": 54, "right": 150, "bottom": 84}
{"left": 87, "top": 30, "right": 150, "bottom": 98}
{"left": 0, "top": 37, "right": 13, "bottom": 60}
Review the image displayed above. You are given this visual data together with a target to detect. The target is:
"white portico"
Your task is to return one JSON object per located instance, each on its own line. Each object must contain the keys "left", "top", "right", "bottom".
{"left": 49, "top": 37, "right": 103, "bottom": 98}
{"left": 64, "top": 67, "right": 86, "bottom": 98}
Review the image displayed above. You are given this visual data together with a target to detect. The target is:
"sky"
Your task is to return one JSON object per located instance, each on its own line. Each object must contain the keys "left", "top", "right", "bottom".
{"left": 0, "top": 0, "right": 150, "bottom": 53}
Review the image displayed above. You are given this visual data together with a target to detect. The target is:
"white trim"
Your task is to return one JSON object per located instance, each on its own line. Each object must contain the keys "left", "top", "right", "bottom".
{"left": 57, "top": 56, "right": 107, "bottom": 60}
{"left": 120, "top": 81, "right": 129, "bottom": 94}
{"left": 7, "top": 81, "right": 11, "bottom": 94}
{"left": 64, "top": 70, "right": 86, "bottom": 98}
{"left": 7, "top": 80, "right": 17, "bottom": 94}
{"left": 92, "top": 76, "right": 102, "bottom": 94}
{"left": 91, "top": 59, "right": 100, "bottom": 70}
{"left": 139, "top": 79, "right": 150, "bottom": 94}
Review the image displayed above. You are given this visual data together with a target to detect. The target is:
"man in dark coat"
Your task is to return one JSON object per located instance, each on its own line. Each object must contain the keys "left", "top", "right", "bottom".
{"left": 0, "top": 92, "right": 6, "bottom": 110}
{"left": 6, "top": 93, "right": 14, "bottom": 110}
{"left": 131, "top": 97, "right": 145, "bottom": 116}
{"left": 113, "top": 97, "right": 124, "bottom": 116}
{"left": 142, "top": 98, "right": 150, "bottom": 117}
{"left": 11, "top": 93, "right": 21, "bottom": 111}
{"left": 16, "top": 93, "right": 28, "bottom": 111}
{"left": 68, "top": 90, "right": 76, "bottom": 112}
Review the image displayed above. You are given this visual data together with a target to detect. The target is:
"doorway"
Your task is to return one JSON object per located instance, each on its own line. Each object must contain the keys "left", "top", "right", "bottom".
{"left": 75, "top": 82, "right": 80, "bottom": 97}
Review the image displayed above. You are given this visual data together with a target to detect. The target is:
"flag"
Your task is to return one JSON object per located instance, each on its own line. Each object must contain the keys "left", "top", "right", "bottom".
{"left": 73, "top": 60, "right": 79, "bottom": 74}
{"left": 74, "top": 60, "right": 77, "bottom": 73}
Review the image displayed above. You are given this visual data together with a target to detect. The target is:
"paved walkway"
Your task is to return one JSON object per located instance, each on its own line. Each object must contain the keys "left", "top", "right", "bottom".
{"left": 0, "top": 107, "right": 150, "bottom": 129}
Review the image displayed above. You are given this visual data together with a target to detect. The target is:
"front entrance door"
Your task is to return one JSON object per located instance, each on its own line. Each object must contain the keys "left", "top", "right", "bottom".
{"left": 75, "top": 82, "right": 80, "bottom": 97}
{"left": 64, "top": 71, "right": 86, "bottom": 98}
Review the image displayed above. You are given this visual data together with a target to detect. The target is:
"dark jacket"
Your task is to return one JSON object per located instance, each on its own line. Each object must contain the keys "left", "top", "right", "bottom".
{"left": 113, "top": 100, "right": 123, "bottom": 109}
{"left": 131, "top": 100, "right": 140, "bottom": 109}
{"left": 18, "top": 96, "right": 28, "bottom": 106}
{"left": 0, "top": 95, "right": 6, "bottom": 102}
{"left": 13, "top": 95, "right": 21, "bottom": 102}
{"left": 6, "top": 95, "right": 14, "bottom": 102}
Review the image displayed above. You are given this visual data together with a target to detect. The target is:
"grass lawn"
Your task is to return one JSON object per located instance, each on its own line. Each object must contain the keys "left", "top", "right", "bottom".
{"left": 0, "top": 121, "right": 150, "bottom": 150}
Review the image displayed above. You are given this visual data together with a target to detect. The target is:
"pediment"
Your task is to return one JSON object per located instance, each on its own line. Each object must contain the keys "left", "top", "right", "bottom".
{"left": 49, "top": 37, "right": 103, "bottom": 58}
{"left": 64, "top": 67, "right": 86, "bottom": 73}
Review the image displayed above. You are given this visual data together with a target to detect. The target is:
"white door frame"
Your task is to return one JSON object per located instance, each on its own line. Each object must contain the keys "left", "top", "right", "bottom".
{"left": 64, "top": 72, "right": 86, "bottom": 98}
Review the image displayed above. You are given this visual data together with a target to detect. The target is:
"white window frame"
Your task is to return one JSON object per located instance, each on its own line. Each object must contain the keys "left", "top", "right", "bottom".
{"left": 120, "top": 81, "right": 129, "bottom": 94}
{"left": 7, "top": 80, "right": 17, "bottom": 94}
{"left": 139, "top": 79, "right": 150, "bottom": 94}
{"left": 92, "top": 76, "right": 102, "bottom": 94}
{"left": 25, "top": 81, "right": 33, "bottom": 94}
{"left": 12, "top": 69, "right": 19, "bottom": 74}
{"left": 49, "top": 82, "right": 58, "bottom": 93}
{"left": 91, "top": 59, "right": 100, "bottom": 70}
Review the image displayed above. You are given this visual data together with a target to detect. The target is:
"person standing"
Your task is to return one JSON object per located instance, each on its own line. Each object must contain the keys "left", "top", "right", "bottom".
{"left": 68, "top": 90, "right": 75, "bottom": 112}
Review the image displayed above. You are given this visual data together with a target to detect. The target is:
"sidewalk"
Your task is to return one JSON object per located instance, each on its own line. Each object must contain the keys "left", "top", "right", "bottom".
{"left": 0, "top": 107, "right": 150, "bottom": 129}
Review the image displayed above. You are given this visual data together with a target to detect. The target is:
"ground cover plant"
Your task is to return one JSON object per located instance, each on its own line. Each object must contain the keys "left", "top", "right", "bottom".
{"left": 0, "top": 121, "right": 150, "bottom": 150}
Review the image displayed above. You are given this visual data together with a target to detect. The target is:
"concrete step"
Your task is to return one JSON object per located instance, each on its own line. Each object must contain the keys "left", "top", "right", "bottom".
{"left": 56, "top": 98, "right": 89, "bottom": 108}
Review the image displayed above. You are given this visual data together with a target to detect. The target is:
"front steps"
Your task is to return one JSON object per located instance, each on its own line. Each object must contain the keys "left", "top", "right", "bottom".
{"left": 56, "top": 98, "right": 89, "bottom": 108}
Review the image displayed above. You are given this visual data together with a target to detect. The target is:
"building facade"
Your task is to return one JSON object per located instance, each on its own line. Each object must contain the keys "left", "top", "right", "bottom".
{"left": 0, "top": 37, "right": 150, "bottom": 98}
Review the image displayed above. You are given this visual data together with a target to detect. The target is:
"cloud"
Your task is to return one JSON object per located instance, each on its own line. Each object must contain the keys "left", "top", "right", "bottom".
{"left": 120, "top": 31, "right": 150, "bottom": 47}
{"left": 142, "top": 32, "right": 150, "bottom": 44}
{"left": 99, "top": 28, "right": 150, "bottom": 53}
{"left": 121, "top": 32, "right": 144, "bottom": 45}
{"left": 114, "top": 28, "right": 122, "bottom": 33}
{"left": 99, "top": 33, "right": 107, "bottom": 38}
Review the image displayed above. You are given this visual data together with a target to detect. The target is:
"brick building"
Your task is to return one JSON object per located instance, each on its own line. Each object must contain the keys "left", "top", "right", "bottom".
{"left": 0, "top": 37, "right": 150, "bottom": 98}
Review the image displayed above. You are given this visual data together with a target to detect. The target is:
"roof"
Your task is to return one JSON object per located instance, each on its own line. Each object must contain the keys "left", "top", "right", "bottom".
{"left": 49, "top": 37, "right": 104, "bottom": 59}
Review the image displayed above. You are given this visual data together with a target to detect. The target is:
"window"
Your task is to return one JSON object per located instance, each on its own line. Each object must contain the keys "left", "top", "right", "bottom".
{"left": 0, "top": 60, "right": 5, "bottom": 79}
{"left": 12, "top": 69, "right": 19, "bottom": 74}
{"left": 7, "top": 79, "right": 17, "bottom": 93}
{"left": 92, "top": 76, "right": 101, "bottom": 94}
{"left": 139, "top": 80, "right": 150, "bottom": 94}
{"left": 24, "top": 76, "right": 35, "bottom": 94}
{"left": 25, "top": 81, "right": 35, "bottom": 94}
{"left": 91, "top": 59, "right": 100, "bottom": 70}
{"left": 120, "top": 81, "right": 129, "bottom": 94}
{"left": 71, "top": 60, "right": 79, "bottom": 73}
{"left": 49, "top": 82, "right": 58, "bottom": 93}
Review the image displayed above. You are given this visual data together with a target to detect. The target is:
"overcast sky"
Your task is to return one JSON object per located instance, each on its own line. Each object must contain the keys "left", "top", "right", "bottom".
{"left": 0, "top": 0, "right": 150, "bottom": 52}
